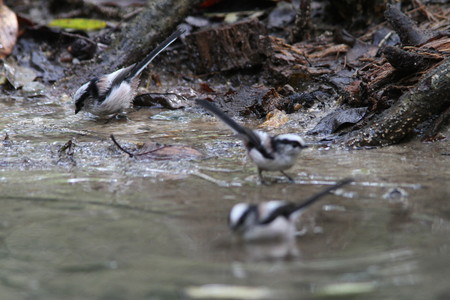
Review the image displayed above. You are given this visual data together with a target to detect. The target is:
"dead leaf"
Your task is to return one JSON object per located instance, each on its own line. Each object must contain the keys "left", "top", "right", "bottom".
{"left": 308, "top": 107, "right": 368, "bottom": 135}
{"left": 346, "top": 40, "right": 378, "bottom": 64}
{"left": 268, "top": 1, "right": 296, "bottom": 29}
{"left": 138, "top": 143, "right": 203, "bottom": 160}
{"left": 111, "top": 135, "right": 202, "bottom": 160}
{"left": 3, "top": 57, "right": 37, "bottom": 89}
{"left": 198, "top": 0, "right": 224, "bottom": 8}
{"left": 199, "top": 82, "right": 215, "bottom": 93}
{"left": 48, "top": 18, "right": 106, "bottom": 31}
{"left": 0, "top": 2, "right": 18, "bottom": 59}
{"left": 258, "top": 109, "right": 288, "bottom": 129}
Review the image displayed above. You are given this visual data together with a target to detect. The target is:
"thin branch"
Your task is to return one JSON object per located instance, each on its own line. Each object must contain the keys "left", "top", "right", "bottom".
{"left": 110, "top": 134, "right": 134, "bottom": 157}
{"left": 110, "top": 134, "right": 169, "bottom": 158}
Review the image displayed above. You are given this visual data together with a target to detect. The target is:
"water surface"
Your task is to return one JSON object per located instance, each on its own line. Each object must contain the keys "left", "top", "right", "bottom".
{"left": 0, "top": 94, "right": 449, "bottom": 300}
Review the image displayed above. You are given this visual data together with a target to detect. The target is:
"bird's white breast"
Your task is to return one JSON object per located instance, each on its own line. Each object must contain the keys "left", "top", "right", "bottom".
{"left": 248, "top": 148, "right": 296, "bottom": 171}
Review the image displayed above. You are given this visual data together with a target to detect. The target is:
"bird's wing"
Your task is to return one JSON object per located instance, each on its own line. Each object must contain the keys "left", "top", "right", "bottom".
{"left": 258, "top": 202, "right": 297, "bottom": 225}
{"left": 96, "top": 66, "right": 134, "bottom": 103}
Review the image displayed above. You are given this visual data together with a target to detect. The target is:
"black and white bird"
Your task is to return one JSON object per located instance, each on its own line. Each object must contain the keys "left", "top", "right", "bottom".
{"left": 73, "top": 29, "right": 184, "bottom": 117}
{"left": 195, "top": 99, "right": 308, "bottom": 183}
{"left": 228, "top": 178, "right": 353, "bottom": 241}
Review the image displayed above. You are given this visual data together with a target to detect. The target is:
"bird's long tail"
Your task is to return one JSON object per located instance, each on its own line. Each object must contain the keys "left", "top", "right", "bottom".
{"left": 195, "top": 99, "right": 250, "bottom": 136}
{"left": 126, "top": 29, "right": 184, "bottom": 80}
{"left": 293, "top": 178, "right": 354, "bottom": 212}
{"left": 195, "top": 99, "right": 273, "bottom": 159}
{"left": 195, "top": 99, "right": 270, "bottom": 157}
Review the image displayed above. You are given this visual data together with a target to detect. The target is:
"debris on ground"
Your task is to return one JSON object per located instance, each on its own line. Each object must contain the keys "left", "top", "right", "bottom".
{"left": 2, "top": 0, "right": 450, "bottom": 146}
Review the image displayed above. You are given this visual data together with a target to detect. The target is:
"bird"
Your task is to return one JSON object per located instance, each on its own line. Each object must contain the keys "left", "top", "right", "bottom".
{"left": 195, "top": 99, "right": 308, "bottom": 183}
{"left": 228, "top": 178, "right": 353, "bottom": 242}
{"left": 73, "top": 29, "right": 184, "bottom": 117}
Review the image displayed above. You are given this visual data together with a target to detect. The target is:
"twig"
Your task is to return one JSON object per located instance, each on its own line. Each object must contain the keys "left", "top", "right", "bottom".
{"left": 110, "top": 134, "right": 134, "bottom": 157}
{"left": 110, "top": 134, "right": 169, "bottom": 158}
{"left": 60, "top": 31, "right": 97, "bottom": 48}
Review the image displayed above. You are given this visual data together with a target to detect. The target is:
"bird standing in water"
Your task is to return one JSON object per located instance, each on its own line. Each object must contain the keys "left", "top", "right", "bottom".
{"left": 228, "top": 178, "right": 353, "bottom": 241}
{"left": 196, "top": 99, "right": 308, "bottom": 183}
{"left": 73, "top": 29, "right": 184, "bottom": 117}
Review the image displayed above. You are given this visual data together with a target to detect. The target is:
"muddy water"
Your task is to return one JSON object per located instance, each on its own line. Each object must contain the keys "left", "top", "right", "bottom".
{"left": 0, "top": 94, "right": 449, "bottom": 300}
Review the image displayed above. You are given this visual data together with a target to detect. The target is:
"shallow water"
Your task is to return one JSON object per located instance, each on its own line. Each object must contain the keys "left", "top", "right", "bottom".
{"left": 0, "top": 93, "right": 449, "bottom": 300}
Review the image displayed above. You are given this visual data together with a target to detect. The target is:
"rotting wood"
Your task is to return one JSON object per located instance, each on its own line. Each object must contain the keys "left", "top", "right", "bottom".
{"left": 383, "top": 45, "right": 442, "bottom": 72}
{"left": 260, "top": 35, "right": 330, "bottom": 83}
{"left": 342, "top": 57, "right": 450, "bottom": 147}
{"left": 291, "top": 0, "right": 311, "bottom": 42}
{"left": 384, "top": 4, "right": 432, "bottom": 45}
{"left": 184, "top": 18, "right": 266, "bottom": 74}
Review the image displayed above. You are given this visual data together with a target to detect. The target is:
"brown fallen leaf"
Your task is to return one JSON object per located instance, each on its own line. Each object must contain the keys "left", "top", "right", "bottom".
{"left": 199, "top": 82, "right": 216, "bottom": 93}
{"left": 0, "top": 1, "right": 18, "bottom": 59}
{"left": 258, "top": 109, "right": 289, "bottom": 129}
{"left": 111, "top": 134, "right": 202, "bottom": 160}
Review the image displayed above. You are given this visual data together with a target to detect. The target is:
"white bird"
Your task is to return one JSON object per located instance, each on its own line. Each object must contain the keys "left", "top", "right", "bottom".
{"left": 228, "top": 178, "right": 353, "bottom": 241}
{"left": 73, "top": 29, "right": 184, "bottom": 117}
{"left": 195, "top": 99, "right": 308, "bottom": 183}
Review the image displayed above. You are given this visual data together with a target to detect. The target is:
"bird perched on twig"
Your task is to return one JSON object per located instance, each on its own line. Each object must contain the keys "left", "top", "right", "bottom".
{"left": 195, "top": 99, "right": 308, "bottom": 183}
{"left": 228, "top": 178, "right": 353, "bottom": 241}
{"left": 73, "top": 29, "right": 184, "bottom": 117}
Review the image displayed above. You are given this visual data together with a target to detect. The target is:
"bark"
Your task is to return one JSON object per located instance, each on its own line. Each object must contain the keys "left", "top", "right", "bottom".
{"left": 184, "top": 19, "right": 266, "bottom": 74}
{"left": 97, "top": 0, "right": 200, "bottom": 71}
{"left": 291, "top": 0, "right": 311, "bottom": 42}
{"left": 384, "top": 4, "right": 432, "bottom": 46}
{"left": 342, "top": 57, "right": 450, "bottom": 147}
{"left": 383, "top": 46, "right": 442, "bottom": 73}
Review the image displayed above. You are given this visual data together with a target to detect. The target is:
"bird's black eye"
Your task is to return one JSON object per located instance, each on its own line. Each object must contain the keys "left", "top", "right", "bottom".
{"left": 294, "top": 141, "right": 308, "bottom": 148}
{"left": 281, "top": 140, "right": 306, "bottom": 148}
{"left": 289, "top": 140, "right": 308, "bottom": 148}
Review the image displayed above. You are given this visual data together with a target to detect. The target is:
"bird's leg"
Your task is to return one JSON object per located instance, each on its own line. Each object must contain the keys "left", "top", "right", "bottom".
{"left": 258, "top": 168, "right": 268, "bottom": 185}
{"left": 114, "top": 113, "right": 129, "bottom": 121}
{"left": 280, "top": 171, "right": 294, "bottom": 183}
{"left": 103, "top": 113, "right": 129, "bottom": 124}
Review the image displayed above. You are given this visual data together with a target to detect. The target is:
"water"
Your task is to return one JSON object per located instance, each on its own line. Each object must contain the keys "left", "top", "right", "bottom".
{"left": 0, "top": 92, "right": 449, "bottom": 300}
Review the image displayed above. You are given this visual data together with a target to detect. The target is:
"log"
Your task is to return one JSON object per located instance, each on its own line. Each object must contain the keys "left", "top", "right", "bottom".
{"left": 342, "top": 57, "right": 450, "bottom": 147}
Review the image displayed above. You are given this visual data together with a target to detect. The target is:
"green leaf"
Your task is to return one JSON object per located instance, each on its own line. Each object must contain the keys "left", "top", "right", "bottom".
{"left": 48, "top": 18, "right": 106, "bottom": 31}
